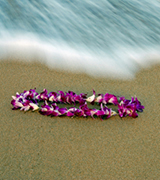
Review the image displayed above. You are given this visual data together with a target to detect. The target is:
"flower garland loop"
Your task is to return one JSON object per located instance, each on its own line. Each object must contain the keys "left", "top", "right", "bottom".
{"left": 11, "top": 88, "right": 145, "bottom": 120}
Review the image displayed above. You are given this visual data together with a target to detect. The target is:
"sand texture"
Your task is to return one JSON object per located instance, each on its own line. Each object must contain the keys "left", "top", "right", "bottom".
{"left": 0, "top": 60, "right": 160, "bottom": 179}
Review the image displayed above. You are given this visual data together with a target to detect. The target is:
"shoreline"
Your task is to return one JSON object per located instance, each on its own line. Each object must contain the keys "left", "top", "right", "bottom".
{"left": 1, "top": 60, "right": 160, "bottom": 179}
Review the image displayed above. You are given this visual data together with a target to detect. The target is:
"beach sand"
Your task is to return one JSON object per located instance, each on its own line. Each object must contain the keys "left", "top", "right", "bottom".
{"left": 1, "top": 60, "right": 160, "bottom": 179}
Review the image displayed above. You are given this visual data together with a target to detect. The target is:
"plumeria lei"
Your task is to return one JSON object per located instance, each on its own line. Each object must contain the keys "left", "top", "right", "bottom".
{"left": 11, "top": 89, "right": 144, "bottom": 120}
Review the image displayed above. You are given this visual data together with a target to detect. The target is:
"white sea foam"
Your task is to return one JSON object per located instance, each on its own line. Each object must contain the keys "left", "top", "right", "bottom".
{"left": 0, "top": 34, "right": 160, "bottom": 80}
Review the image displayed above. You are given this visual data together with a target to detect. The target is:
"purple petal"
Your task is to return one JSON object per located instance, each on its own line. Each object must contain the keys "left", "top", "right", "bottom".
{"left": 130, "top": 97, "right": 145, "bottom": 112}
{"left": 103, "top": 93, "right": 118, "bottom": 105}
{"left": 48, "top": 92, "right": 58, "bottom": 102}
{"left": 29, "top": 103, "right": 39, "bottom": 111}
{"left": 20, "top": 100, "right": 31, "bottom": 111}
{"left": 58, "top": 108, "right": 67, "bottom": 115}
{"left": 57, "top": 91, "right": 66, "bottom": 102}
{"left": 37, "top": 89, "right": 48, "bottom": 100}
{"left": 95, "top": 94, "right": 104, "bottom": 104}
{"left": 74, "top": 109, "right": 84, "bottom": 117}
{"left": 66, "top": 111, "right": 75, "bottom": 117}
{"left": 51, "top": 110, "right": 60, "bottom": 116}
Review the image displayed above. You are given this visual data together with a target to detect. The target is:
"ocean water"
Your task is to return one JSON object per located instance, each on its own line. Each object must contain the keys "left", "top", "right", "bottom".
{"left": 0, "top": 0, "right": 160, "bottom": 79}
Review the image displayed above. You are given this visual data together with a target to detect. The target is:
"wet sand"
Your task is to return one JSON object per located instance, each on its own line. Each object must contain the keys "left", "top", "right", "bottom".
{"left": 0, "top": 60, "right": 160, "bottom": 179}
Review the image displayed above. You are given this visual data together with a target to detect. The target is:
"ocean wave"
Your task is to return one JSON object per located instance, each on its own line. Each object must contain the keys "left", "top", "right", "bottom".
{"left": 0, "top": 0, "right": 160, "bottom": 79}
{"left": 0, "top": 34, "right": 160, "bottom": 79}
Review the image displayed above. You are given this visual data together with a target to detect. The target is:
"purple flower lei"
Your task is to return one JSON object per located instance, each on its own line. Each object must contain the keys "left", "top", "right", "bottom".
{"left": 11, "top": 89, "right": 145, "bottom": 120}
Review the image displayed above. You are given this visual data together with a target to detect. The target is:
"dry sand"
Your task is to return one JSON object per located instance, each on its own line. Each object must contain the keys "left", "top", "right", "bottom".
{"left": 0, "top": 60, "right": 160, "bottom": 179}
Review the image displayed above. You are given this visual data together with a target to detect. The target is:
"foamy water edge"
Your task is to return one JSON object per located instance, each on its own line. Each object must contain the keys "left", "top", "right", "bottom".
{"left": 1, "top": 36, "right": 160, "bottom": 80}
